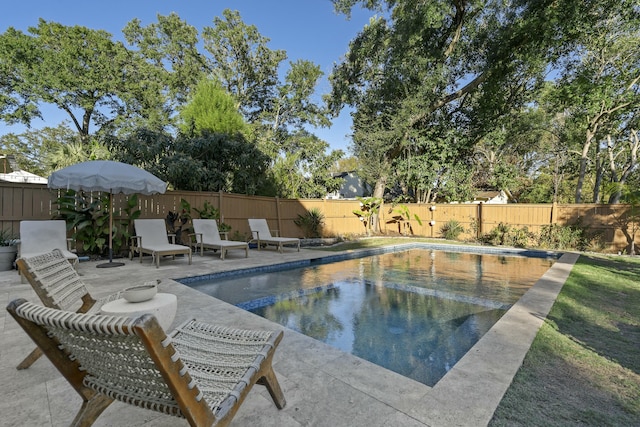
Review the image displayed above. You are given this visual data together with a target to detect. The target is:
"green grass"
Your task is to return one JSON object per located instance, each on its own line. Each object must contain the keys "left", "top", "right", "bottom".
{"left": 490, "top": 254, "right": 640, "bottom": 426}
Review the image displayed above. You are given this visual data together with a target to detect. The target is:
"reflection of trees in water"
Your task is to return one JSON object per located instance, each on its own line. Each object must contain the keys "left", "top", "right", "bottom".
{"left": 256, "top": 288, "right": 343, "bottom": 342}
{"left": 351, "top": 285, "right": 504, "bottom": 386}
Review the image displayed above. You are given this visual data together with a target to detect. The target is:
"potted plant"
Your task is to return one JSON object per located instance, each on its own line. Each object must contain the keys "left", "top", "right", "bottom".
{"left": 0, "top": 228, "right": 18, "bottom": 271}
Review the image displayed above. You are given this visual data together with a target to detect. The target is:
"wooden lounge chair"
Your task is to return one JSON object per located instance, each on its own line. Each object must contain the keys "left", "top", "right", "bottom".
{"left": 130, "top": 219, "right": 192, "bottom": 268}
{"left": 18, "top": 220, "right": 78, "bottom": 269}
{"left": 191, "top": 219, "right": 248, "bottom": 260}
{"left": 14, "top": 249, "right": 122, "bottom": 370}
{"left": 248, "top": 219, "right": 300, "bottom": 253}
{"left": 7, "top": 299, "right": 286, "bottom": 427}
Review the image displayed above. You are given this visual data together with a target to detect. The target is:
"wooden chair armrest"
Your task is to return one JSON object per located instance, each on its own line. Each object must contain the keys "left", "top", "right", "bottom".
{"left": 272, "top": 229, "right": 280, "bottom": 237}
{"left": 189, "top": 232, "right": 203, "bottom": 243}
{"left": 66, "top": 238, "right": 76, "bottom": 253}
{"left": 167, "top": 233, "right": 176, "bottom": 244}
{"left": 219, "top": 231, "right": 229, "bottom": 240}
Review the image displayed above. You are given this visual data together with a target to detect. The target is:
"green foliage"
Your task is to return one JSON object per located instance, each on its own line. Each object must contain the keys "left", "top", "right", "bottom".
{"left": 191, "top": 200, "right": 232, "bottom": 233}
{"left": 267, "top": 130, "right": 345, "bottom": 198}
{"left": 0, "top": 123, "right": 78, "bottom": 177}
{"left": 47, "top": 139, "right": 111, "bottom": 171}
{"left": 353, "top": 196, "right": 383, "bottom": 235}
{"left": 53, "top": 191, "right": 140, "bottom": 256}
{"left": 440, "top": 220, "right": 464, "bottom": 241}
{"left": 537, "top": 223, "right": 592, "bottom": 251}
{"left": 54, "top": 191, "right": 109, "bottom": 255}
{"left": 480, "top": 223, "right": 534, "bottom": 248}
{"left": 179, "top": 78, "right": 247, "bottom": 137}
{"left": 193, "top": 200, "right": 219, "bottom": 219}
{"left": 166, "top": 198, "right": 192, "bottom": 244}
{"left": 392, "top": 204, "right": 422, "bottom": 225}
{"left": 294, "top": 208, "right": 325, "bottom": 238}
{"left": 106, "top": 128, "right": 270, "bottom": 193}
{"left": 1, "top": 11, "right": 342, "bottom": 199}
{"left": 0, "top": 20, "right": 141, "bottom": 143}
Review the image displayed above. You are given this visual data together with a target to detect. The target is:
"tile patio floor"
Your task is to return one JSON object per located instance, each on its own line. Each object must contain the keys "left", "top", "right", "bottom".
{"left": 0, "top": 244, "right": 578, "bottom": 427}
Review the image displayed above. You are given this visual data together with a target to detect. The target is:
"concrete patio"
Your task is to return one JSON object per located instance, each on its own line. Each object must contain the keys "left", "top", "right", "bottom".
{"left": 0, "top": 244, "right": 578, "bottom": 427}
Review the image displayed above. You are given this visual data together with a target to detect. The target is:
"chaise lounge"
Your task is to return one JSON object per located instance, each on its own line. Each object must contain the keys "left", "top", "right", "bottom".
{"left": 248, "top": 219, "right": 300, "bottom": 253}
{"left": 191, "top": 219, "right": 249, "bottom": 260}
{"left": 130, "top": 219, "right": 192, "bottom": 268}
{"left": 7, "top": 299, "right": 286, "bottom": 427}
{"left": 18, "top": 220, "right": 78, "bottom": 269}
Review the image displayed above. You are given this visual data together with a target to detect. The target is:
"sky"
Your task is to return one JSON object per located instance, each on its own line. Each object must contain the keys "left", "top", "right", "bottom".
{"left": 0, "top": 0, "right": 377, "bottom": 153}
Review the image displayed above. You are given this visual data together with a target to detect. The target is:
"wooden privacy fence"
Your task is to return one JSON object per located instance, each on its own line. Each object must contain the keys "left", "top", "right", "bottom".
{"left": 1, "top": 182, "right": 637, "bottom": 254}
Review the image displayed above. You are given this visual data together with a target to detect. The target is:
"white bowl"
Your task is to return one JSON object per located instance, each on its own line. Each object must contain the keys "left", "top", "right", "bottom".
{"left": 122, "top": 282, "right": 158, "bottom": 303}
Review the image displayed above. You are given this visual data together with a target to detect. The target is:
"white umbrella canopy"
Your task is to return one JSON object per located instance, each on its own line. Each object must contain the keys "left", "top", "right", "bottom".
{"left": 48, "top": 161, "right": 168, "bottom": 267}
{"left": 48, "top": 160, "right": 167, "bottom": 195}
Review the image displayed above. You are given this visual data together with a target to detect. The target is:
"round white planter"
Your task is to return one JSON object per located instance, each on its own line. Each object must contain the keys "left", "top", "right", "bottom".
{"left": 0, "top": 246, "right": 17, "bottom": 271}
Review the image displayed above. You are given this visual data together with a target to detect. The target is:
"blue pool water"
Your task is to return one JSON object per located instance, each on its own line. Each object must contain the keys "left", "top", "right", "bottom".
{"left": 185, "top": 248, "right": 555, "bottom": 386}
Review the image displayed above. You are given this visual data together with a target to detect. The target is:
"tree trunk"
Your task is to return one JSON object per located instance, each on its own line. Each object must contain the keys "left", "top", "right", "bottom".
{"left": 576, "top": 127, "right": 596, "bottom": 203}
{"left": 371, "top": 177, "right": 387, "bottom": 233}
{"left": 593, "top": 140, "right": 603, "bottom": 203}
{"left": 608, "top": 130, "right": 639, "bottom": 204}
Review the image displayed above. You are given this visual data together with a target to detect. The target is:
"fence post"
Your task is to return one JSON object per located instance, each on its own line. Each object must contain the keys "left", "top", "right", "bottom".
{"left": 219, "top": 191, "right": 224, "bottom": 223}
{"left": 477, "top": 202, "right": 483, "bottom": 238}
{"left": 275, "top": 197, "right": 281, "bottom": 234}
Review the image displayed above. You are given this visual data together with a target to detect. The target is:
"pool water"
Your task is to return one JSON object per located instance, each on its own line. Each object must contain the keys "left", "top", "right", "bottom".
{"left": 187, "top": 249, "right": 555, "bottom": 386}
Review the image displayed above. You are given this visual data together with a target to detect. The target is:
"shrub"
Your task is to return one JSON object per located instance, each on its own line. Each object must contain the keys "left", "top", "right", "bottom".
{"left": 54, "top": 190, "right": 140, "bottom": 256}
{"left": 440, "top": 220, "right": 465, "bottom": 240}
{"left": 537, "top": 223, "right": 597, "bottom": 251}
{"left": 480, "top": 223, "right": 533, "bottom": 248}
{"left": 295, "top": 208, "right": 325, "bottom": 238}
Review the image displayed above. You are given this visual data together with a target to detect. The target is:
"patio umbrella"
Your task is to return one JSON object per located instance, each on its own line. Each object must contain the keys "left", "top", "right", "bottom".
{"left": 48, "top": 160, "right": 167, "bottom": 268}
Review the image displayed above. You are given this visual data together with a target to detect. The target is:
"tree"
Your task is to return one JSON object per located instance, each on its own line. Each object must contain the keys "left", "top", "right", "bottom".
{"left": 0, "top": 20, "right": 138, "bottom": 143}
{"left": 202, "top": 9, "right": 285, "bottom": 122}
{"left": 553, "top": 3, "right": 640, "bottom": 203}
{"left": 202, "top": 10, "right": 341, "bottom": 197}
{"left": 328, "top": 0, "right": 624, "bottom": 200}
{"left": 179, "top": 78, "right": 248, "bottom": 136}
{"left": 106, "top": 128, "right": 270, "bottom": 194}
{"left": 122, "top": 13, "right": 208, "bottom": 130}
{"left": 0, "top": 124, "right": 76, "bottom": 176}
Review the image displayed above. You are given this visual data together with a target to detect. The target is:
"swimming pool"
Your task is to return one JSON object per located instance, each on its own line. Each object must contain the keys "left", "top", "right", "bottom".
{"left": 183, "top": 248, "right": 556, "bottom": 386}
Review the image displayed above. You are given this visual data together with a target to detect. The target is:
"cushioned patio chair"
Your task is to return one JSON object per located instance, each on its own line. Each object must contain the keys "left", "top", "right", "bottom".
{"left": 191, "top": 219, "right": 248, "bottom": 260}
{"left": 248, "top": 219, "right": 300, "bottom": 253}
{"left": 18, "top": 220, "right": 78, "bottom": 269}
{"left": 14, "top": 249, "right": 122, "bottom": 370}
{"left": 7, "top": 299, "right": 286, "bottom": 427}
{"left": 130, "top": 219, "right": 192, "bottom": 268}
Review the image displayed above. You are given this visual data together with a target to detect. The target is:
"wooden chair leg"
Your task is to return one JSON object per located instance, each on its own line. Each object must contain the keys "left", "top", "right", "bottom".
{"left": 258, "top": 367, "right": 286, "bottom": 409}
{"left": 16, "top": 347, "right": 43, "bottom": 370}
{"left": 71, "top": 394, "right": 114, "bottom": 427}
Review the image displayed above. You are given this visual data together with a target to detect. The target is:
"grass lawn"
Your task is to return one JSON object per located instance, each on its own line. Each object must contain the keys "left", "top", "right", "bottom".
{"left": 490, "top": 254, "right": 640, "bottom": 426}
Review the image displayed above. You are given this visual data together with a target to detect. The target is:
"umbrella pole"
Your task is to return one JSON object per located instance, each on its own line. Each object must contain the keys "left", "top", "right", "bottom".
{"left": 97, "top": 192, "right": 125, "bottom": 268}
